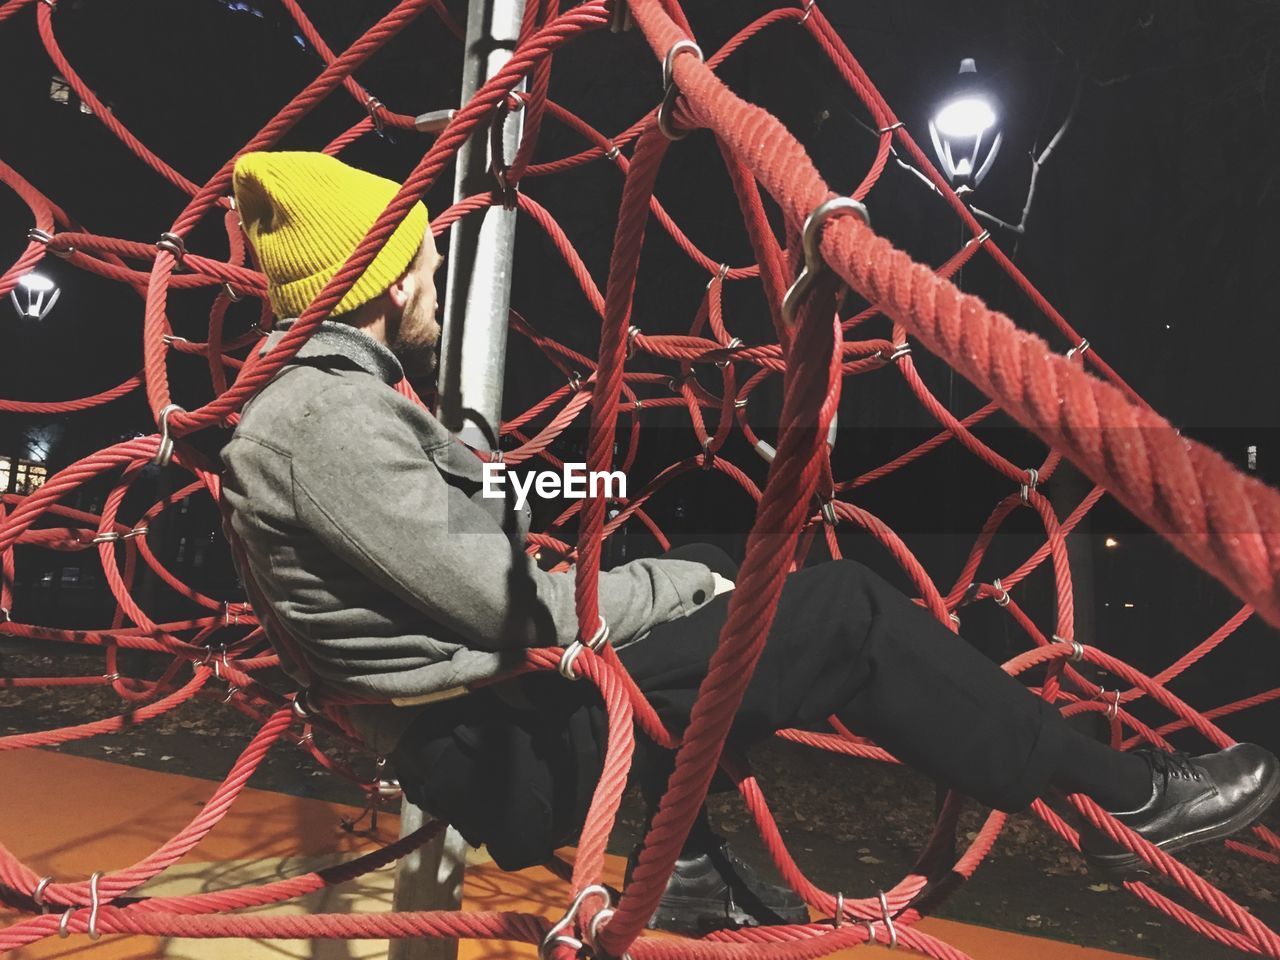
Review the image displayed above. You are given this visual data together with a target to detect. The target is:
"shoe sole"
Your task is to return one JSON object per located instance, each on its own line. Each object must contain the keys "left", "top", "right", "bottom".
{"left": 1091, "top": 763, "right": 1280, "bottom": 880}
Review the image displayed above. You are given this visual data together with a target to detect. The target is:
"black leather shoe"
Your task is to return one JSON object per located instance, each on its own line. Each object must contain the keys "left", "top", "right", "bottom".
{"left": 627, "top": 839, "right": 810, "bottom": 934}
{"left": 1080, "top": 743, "right": 1280, "bottom": 878}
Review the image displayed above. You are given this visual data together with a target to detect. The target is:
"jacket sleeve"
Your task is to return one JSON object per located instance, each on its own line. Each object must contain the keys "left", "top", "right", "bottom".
{"left": 287, "top": 387, "right": 716, "bottom": 652}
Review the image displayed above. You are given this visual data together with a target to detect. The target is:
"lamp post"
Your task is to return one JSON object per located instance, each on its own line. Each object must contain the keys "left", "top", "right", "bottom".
{"left": 928, "top": 58, "right": 1002, "bottom": 194}
{"left": 9, "top": 272, "right": 59, "bottom": 320}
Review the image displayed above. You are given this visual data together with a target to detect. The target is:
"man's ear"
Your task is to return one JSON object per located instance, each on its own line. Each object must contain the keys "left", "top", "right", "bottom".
{"left": 385, "top": 270, "right": 411, "bottom": 310}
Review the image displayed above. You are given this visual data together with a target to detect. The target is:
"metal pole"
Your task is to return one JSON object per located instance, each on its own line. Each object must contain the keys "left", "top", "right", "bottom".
{"left": 390, "top": 3, "right": 526, "bottom": 959}
{"left": 437, "top": 0, "right": 527, "bottom": 449}
{"left": 389, "top": 811, "right": 466, "bottom": 960}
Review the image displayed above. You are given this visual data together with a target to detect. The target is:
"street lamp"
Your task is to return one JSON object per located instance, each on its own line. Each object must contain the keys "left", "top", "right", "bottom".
{"left": 9, "top": 272, "right": 60, "bottom": 320}
{"left": 929, "top": 58, "right": 1002, "bottom": 193}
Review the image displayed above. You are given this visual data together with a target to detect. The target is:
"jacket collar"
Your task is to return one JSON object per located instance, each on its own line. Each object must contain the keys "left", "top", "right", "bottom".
{"left": 260, "top": 319, "right": 404, "bottom": 386}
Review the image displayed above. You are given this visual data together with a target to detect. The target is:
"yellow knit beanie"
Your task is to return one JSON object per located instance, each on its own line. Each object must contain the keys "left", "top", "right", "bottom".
{"left": 232, "top": 152, "right": 430, "bottom": 319}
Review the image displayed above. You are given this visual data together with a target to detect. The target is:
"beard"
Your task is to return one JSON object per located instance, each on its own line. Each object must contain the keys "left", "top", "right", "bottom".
{"left": 393, "top": 329, "right": 438, "bottom": 379}
{"left": 390, "top": 291, "right": 440, "bottom": 380}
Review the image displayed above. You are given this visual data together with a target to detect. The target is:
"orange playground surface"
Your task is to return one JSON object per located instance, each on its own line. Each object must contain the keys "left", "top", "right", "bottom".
{"left": 0, "top": 749, "right": 1144, "bottom": 960}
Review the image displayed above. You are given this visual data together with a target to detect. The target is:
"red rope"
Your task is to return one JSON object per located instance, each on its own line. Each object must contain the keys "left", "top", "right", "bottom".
{"left": 1, "top": 1, "right": 1276, "bottom": 955}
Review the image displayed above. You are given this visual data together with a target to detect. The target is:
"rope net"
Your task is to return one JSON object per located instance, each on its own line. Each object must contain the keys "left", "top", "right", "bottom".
{"left": 1, "top": 0, "right": 1278, "bottom": 956}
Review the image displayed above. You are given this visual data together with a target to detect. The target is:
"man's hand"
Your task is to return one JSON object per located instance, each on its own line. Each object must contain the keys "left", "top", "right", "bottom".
{"left": 711, "top": 572, "right": 736, "bottom": 597}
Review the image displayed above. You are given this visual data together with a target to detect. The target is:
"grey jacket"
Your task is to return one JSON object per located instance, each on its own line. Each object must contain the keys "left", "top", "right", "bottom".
{"left": 221, "top": 321, "right": 715, "bottom": 753}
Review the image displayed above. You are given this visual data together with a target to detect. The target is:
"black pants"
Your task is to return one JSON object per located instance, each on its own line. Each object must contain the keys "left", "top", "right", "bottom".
{"left": 392, "top": 545, "right": 1064, "bottom": 871}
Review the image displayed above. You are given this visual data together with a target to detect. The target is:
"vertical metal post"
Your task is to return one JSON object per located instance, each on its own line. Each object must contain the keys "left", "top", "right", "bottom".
{"left": 389, "top": 3, "right": 526, "bottom": 960}
{"left": 437, "top": 0, "right": 527, "bottom": 449}
{"left": 389, "top": 811, "right": 467, "bottom": 960}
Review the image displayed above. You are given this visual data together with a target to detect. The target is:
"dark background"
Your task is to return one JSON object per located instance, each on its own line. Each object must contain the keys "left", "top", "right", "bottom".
{"left": 1, "top": 0, "right": 1278, "bottom": 749}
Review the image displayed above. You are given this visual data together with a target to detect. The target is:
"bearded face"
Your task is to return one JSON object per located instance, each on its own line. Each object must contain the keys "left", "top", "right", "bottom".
{"left": 388, "top": 236, "right": 443, "bottom": 378}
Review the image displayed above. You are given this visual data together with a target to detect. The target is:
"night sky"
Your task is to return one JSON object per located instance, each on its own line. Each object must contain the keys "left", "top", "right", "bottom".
{"left": 2, "top": 1, "right": 1278, "bottom": 743}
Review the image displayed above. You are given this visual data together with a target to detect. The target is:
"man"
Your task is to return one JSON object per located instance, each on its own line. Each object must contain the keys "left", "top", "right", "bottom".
{"left": 222, "top": 152, "right": 1279, "bottom": 933}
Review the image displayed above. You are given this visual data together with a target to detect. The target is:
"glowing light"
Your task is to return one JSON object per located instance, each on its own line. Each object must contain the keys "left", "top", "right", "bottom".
{"left": 10, "top": 272, "right": 60, "bottom": 319}
{"left": 934, "top": 97, "right": 997, "bottom": 139}
{"left": 1104, "top": 537, "right": 1119, "bottom": 549}
{"left": 16, "top": 273, "right": 55, "bottom": 293}
{"left": 928, "top": 59, "right": 1003, "bottom": 190}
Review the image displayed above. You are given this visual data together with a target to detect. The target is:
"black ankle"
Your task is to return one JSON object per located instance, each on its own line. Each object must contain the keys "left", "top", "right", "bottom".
{"left": 1051, "top": 724, "right": 1153, "bottom": 811}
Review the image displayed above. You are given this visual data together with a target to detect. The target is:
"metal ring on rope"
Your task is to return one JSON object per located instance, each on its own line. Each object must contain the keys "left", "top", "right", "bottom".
{"left": 877, "top": 890, "right": 898, "bottom": 949}
{"left": 1067, "top": 338, "right": 1090, "bottom": 360}
{"left": 95, "top": 525, "right": 145, "bottom": 544}
{"left": 291, "top": 690, "right": 315, "bottom": 721}
{"left": 86, "top": 871, "right": 102, "bottom": 940}
{"left": 1106, "top": 688, "right": 1122, "bottom": 720}
{"left": 32, "top": 876, "right": 52, "bottom": 910}
{"left": 154, "top": 403, "right": 184, "bottom": 468}
{"left": 539, "top": 883, "right": 612, "bottom": 960}
{"left": 1053, "top": 635, "right": 1085, "bottom": 662}
{"left": 57, "top": 871, "right": 102, "bottom": 940}
{"left": 156, "top": 232, "right": 186, "bottom": 265}
{"left": 365, "top": 96, "right": 386, "bottom": 136}
{"left": 657, "top": 39, "right": 703, "bottom": 141}
{"left": 715, "top": 337, "right": 743, "bottom": 367}
{"left": 991, "top": 577, "right": 1010, "bottom": 607}
{"left": 584, "top": 906, "right": 633, "bottom": 960}
{"left": 490, "top": 89, "right": 528, "bottom": 205}
{"left": 880, "top": 342, "right": 911, "bottom": 363}
{"left": 820, "top": 494, "right": 839, "bottom": 526}
{"left": 780, "top": 195, "right": 870, "bottom": 327}
{"left": 559, "top": 617, "right": 609, "bottom": 679}
{"left": 701, "top": 436, "right": 717, "bottom": 470}
{"left": 1019, "top": 466, "right": 1039, "bottom": 505}
{"left": 27, "top": 226, "right": 74, "bottom": 259}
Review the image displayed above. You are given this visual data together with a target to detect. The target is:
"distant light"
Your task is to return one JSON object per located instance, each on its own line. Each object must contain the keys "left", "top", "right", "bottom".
{"left": 1104, "top": 536, "right": 1119, "bottom": 549}
{"left": 929, "top": 59, "right": 1003, "bottom": 191}
{"left": 1123, "top": 602, "right": 1135, "bottom": 609}
{"left": 1247, "top": 445, "right": 1257, "bottom": 471}
{"left": 10, "top": 272, "right": 60, "bottom": 320}
{"left": 48, "top": 75, "right": 72, "bottom": 106}
{"left": 23, "top": 423, "right": 62, "bottom": 463}
{"left": 1165, "top": 323, "right": 1171, "bottom": 330}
